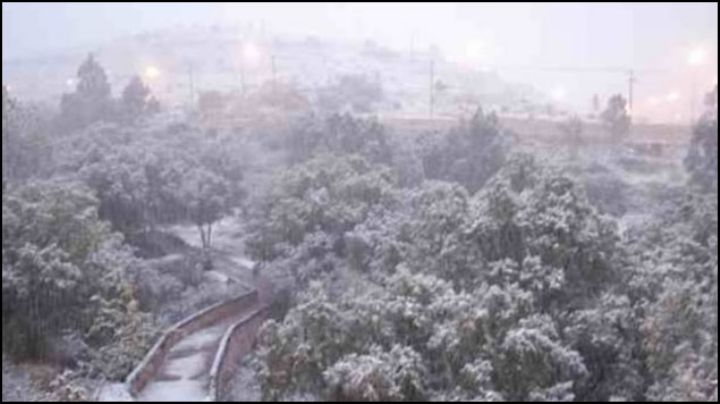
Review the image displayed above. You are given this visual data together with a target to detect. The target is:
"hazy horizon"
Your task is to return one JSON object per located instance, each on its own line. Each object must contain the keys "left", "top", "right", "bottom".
{"left": 2, "top": 2, "right": 718, "bottom": 121}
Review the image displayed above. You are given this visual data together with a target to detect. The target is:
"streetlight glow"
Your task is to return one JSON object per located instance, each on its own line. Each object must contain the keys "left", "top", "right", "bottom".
{"left": 464, "top": 40, "right": 486, "bottom": 63}
{"left": 687, "top": 46, "right": 707, "bottom": 66}
{"left": 551, "top": 86, "right": 567, "bottom": 101}
{"left": 144, "top": 66, "right": 161, "bottom": 80}
{"left": 243, "top": 42, "right": 260, "bottom": 66}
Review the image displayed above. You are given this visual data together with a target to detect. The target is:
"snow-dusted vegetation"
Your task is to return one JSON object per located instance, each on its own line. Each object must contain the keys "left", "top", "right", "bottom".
{"left": 2, "top": 3, "right": 718, "bottom": 402}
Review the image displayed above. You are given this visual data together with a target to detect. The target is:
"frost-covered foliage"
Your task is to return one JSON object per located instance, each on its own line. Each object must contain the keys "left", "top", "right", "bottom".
{"left": 253, "top": 154, "right": 680, "bottom": 401}
{"left": 323, "top": 344, "right": 427, "bottom": 401}
{"left": 119, "top": 76, "right": 160, "bottom": 124}
{"left": 2, "top": 181, "right": 157, "bottom": 380}
{"left": 58, "top": 54, "right": 160, "bottom": 133}
{"left": 59, "top": 54, "right": 115, "bottom": 133}
{"left": 421, "top": 106, "right": 508, "bottom": 193}
{"left": 573, "top": 162, "right": 632, "bottom": 216}
{"left": 558, "top": 115, "right": 584, "bottom": 160}
{"left": 248, "top": 134, "right": 716, "bottom": 402}
{"left": 623, "top": 188, "right": 718, "bottom": 401}
{"left": 2, "top": 86, "right": 54, "bottom": 183}
{"left": 288, "top": 113, "right": 393, "bottom": 165}
{"left": 467, "top": 154, "right": 621, "bottom": 304}
{"left": 600, "top": 94, "right": 630, "bottom": 140}
{"left": 684, "top": 88, "right": 718, "bottom": 193}
{"left": 316, "top": 74, "right": 384, "bottom": 114}
{"left": 346, "top": 180, "right": 478, "bottom": 283}
{"left": 246, "top": 153, "right": 397, "bottom": 284}
{"left": 255, "top": 266, "right": 593, "bottom": 401}
{"left": 3, "top": 40, "right": 716, "bottom": 402}
{"left": 55, "top": 121, "right": 242, "bottom": 248}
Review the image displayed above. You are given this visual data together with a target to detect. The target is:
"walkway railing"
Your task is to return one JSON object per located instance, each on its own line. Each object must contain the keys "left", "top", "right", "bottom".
{"left": 207, "top": 306, "right": 269, "bottom": 401}
{"left": 124, "top": 290, "right": 259, "bottom": 398}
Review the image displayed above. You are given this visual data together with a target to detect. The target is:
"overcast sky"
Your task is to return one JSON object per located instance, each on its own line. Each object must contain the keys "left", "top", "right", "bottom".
{"left": 3, "top": 2, "right": 717, "bottom": 118}
{"left": 4, "top": 3, "right": 717, "bottom": 65}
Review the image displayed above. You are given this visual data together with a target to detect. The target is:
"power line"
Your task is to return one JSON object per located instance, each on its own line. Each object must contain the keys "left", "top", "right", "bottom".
{"left": 483, "top": 65, "right": 674, "bottom": 117}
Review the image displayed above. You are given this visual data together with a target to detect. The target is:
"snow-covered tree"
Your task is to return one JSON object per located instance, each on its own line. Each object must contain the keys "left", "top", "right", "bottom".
{"left": 59, "top": 54, "right": 116, "bottom": 132}
{"left": 684, "top": 86, "right": 718, "bottom": 193}
{"left": 600, "top": 94, "right": 630, "bottom": 140}
{"left": 421, "top": 106, "right": 508, "bottom": 193}
{"left": 2, "top": 180, "right": 156, "bottom": 376}
{"left": 120, "top": 75, "right": 160, "bottom": 123}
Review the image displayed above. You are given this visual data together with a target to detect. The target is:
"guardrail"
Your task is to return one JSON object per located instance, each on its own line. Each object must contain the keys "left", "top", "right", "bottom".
{"left": 124, "top": 290, "right": 259, "bottom": 397}
{"left": 207, "top": 307, "right": 270, "bottom": 401}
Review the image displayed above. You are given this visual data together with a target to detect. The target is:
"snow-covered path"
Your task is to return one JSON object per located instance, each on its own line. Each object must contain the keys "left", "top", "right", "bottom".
{"left": 96, "top": 215, "right": 272, "bottom": 401}
{"left": 136, "top": 309, "right": 255, "bottom": 402}
{"left": 164, "top": 215, "right": 256, "bottom": 287}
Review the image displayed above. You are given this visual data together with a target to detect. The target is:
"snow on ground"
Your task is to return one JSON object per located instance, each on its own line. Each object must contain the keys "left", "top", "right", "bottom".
{"left": 137, "top": 312, "right": 254, "bottom": 402}
{"left": 2, "top": 356, "right": 48, "bottom": 402}
{"left": 164, "top": 214, "right": 256, "bottom": 287}
{"left": 138, "top": 378, "right": 207, "bottom": 402}
{"left": 225, "top": 357, "right": 262, "bottom": 402}
{"left": 96, "top": 383, "right": 134, "bottom": 402}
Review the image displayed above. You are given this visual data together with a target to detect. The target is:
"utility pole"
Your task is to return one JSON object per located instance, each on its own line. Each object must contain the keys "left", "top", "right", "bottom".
{"left": 241, "top": 59, "right": 246, "bottom": 98}
{"left": 592, "top": 93, "right": 600, "bottom": 114}
{"left": 691, "top": 74, "right": 697, "bottom": 124}
{"left": 187, "top": 62, "right": 195, "bottom": 108}
{"left": 271, "top": 54, "right": 277, "bottom": 96}
{"left": 627, "top": 69, "right": 635, "bottom": 116}
{"left": 430, "top": 59, "right": 434, "bottom": 118}
{"left": 410, "top": 31, "right": 415, "bottom": 61}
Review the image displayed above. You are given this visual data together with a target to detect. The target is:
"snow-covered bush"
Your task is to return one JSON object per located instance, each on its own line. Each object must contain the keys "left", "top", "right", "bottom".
{"left": 421, "top": 106, "right": 509, "bottom": 193}
{"left": 684, "top": 107, "right": 718, "bottom": 193}
{"left": 288, "top": 113, "right": 393, "bottom": 165}
{"left": 246, "top": 153, "right": 398, "bottom": 285}
{"left": 619, "top": 182, "right": 718, "bottom": 401}
{"left": 2, "top": 180, "right": 157, "bottom": 380}
{"left": 323, "top": 345, "right": 427, "bottom": 401}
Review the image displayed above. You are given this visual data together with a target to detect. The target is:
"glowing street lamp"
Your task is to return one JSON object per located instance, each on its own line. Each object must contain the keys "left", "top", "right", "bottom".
{"left": 243, "top": 42, "right": 261, "bottom": 66}
{"left": 464, "top": 39, "right": 486, "bottom": 66}
{"left": 551, "top": 86, "right": 567, "bottom": 102}
{"left": 665, "top": 91, "right": 680, "bottom": 102}
{"left": 687, "top": 46, "right": 707, "bottom": 66}
{"left": 143, "top": 66, "right": 161, "bottom": 80}
{"left": 240, "top": 41, "right": 261, "bottom": 96}
{"left": 687, "top": 46, "right": 707, "bottom": 122}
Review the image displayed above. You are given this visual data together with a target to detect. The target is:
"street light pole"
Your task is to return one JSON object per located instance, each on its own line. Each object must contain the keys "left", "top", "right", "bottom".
{"left": 241, "top": 59, "right": 246, "bottom": 98}
{"left": 271, "top": 54, "right": 276, "bottom": 96}
{"left": 188, "top": 62, "right": 195, "bottom": 108}
{"left": 627, "top": 69, "right": 635, "bottom": 115}
{"left": 687, "top": 46, "right": 707, "bottom": 124}
{"left": 430, "top": 59, "right": 434, "bottom": 118}
{"left": 691, "top": 74, "right": 697, "bottom": 124}
{"left": 410, "top": 31, "right": 415, "bottom": 62}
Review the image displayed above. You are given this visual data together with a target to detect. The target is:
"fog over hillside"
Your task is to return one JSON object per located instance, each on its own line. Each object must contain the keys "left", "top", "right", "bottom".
{"left": 3, "top": 3, "right": 717, "bottom": 122}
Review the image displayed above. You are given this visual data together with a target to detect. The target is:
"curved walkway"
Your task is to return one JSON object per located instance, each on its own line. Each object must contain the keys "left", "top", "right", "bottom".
{"left": 136, "top": 307, "right": 257, "bottom": 401}
{"left": 98, "top": 219, "right": 276, "bottom": 401}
